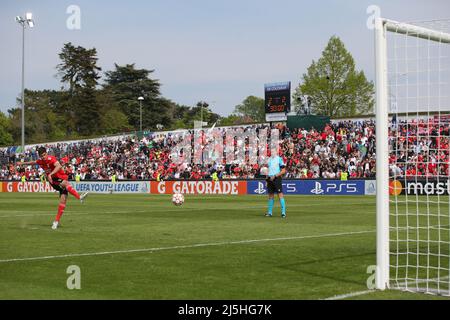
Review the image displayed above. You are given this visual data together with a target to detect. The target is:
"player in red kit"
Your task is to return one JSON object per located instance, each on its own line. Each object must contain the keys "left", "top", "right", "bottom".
{"left": 19, "top": 147, "right": 88, "bottom": 230}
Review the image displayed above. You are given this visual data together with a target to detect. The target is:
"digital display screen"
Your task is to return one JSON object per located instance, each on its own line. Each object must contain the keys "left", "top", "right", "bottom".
{"left": 264, "top": 82, "right": 291, "bottom": 114}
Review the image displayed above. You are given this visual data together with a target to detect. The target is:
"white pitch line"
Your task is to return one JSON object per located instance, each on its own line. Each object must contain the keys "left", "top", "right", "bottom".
{"left": 323, "top": 276, "right": 450, "bottom": 300}
{"left": 323, "top": 290, "right": 375, "bottom": 300}
{"left": 0, "top": 230, "right": 375, "bottom": 263}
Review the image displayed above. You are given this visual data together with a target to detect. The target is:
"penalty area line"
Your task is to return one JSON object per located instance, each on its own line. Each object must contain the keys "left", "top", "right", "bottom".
{"left": 0, "top": 230, "right": 375, "bottom": 263}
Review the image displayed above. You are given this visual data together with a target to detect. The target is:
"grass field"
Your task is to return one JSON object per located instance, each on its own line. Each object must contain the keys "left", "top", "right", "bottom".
{"left": 0, "top": 193, "right": 449, "bottom": 300}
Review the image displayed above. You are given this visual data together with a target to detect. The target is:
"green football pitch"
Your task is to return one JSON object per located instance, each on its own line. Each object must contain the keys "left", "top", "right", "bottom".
{"left": 0, "top": 193, "right": 448, "bottom": 300}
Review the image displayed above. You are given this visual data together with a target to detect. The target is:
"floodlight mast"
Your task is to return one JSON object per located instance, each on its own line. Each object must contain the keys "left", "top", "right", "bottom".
{"left": 15, "top": 12, "right": 34, "bottom": 155}
{"left": 138, "top": 96, "right": 144, "bottom": 132}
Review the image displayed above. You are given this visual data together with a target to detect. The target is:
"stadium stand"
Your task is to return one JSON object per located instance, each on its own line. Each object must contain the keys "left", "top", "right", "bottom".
{"left": 0, "top": 119, "right": 448, "bottom": 181}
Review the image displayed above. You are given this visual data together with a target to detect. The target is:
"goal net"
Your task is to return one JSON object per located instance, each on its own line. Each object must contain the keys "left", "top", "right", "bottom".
{"left": 375, "top": 18, "right": 450, "bottom": 295}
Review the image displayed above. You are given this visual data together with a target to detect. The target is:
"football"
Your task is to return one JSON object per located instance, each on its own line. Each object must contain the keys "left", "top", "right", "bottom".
{"left": 172, "top": 193, "right": 185, "bottom": 206}
{"left": 260, "top": 166, "right": 268, "bottom": 176}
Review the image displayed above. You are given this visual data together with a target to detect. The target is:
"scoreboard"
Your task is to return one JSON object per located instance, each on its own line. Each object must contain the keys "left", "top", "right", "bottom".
{"left": 264, "top": 82, "right": 291, "bottom": 121}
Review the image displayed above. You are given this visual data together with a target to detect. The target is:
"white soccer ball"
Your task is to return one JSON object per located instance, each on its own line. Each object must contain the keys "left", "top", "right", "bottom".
{"left": 260, "top": 166, "right": 268, "bottom": 176}
{"left": 172, "top": 193, "right": 185, "bottom": 206}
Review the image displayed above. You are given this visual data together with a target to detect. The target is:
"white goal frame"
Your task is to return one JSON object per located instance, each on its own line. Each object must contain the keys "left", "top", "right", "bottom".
{"left": 375, "top": 17, "right": 450, "bottom": 290}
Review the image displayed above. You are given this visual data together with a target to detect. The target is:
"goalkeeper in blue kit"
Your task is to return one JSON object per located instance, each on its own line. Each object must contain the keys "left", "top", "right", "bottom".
{"left": 265, "top": 153, "right": 287, "bottom": 218}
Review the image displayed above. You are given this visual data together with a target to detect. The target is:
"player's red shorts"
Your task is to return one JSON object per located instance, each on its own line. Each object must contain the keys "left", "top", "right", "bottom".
{"left": 52, "top": 172, "right": 69, "bottom": 182}
{"left": 50, "top": 173, "right": 69, "bottom": 196}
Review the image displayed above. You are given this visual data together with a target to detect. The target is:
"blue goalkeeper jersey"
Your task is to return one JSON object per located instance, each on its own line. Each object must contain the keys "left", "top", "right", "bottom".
{"left": 268, "top": 156, "right": 285, "bottom": 177}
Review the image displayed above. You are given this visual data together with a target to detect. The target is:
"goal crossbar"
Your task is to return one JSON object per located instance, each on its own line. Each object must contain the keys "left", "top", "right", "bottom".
{"left": 383, "top": 19, "right": 450, "bottom": 44}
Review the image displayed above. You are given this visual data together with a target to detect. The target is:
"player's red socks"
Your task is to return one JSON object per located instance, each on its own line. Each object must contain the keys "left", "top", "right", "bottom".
{"left": 55, "top": 203, "right": 66, "bottom": 222}
{"left": 66, "top": 184, "right": 81, "bottom": 200}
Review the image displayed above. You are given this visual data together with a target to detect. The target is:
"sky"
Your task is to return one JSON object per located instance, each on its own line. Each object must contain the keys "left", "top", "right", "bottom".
{"left": 0, "top": 0, "right": 449, "bottom": 116}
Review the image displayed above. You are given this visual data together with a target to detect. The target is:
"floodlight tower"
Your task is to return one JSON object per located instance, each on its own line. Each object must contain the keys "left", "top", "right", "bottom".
{"left": 138, "top": 96, "right": 144, "bottom": 132}
{"left": 15, "top": 13, "right": 34, "bottom": 154}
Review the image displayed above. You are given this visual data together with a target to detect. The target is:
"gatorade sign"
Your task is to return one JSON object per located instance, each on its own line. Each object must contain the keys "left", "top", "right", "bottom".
{"left": 150, "top": 181, "right": 247, "bottom": 195}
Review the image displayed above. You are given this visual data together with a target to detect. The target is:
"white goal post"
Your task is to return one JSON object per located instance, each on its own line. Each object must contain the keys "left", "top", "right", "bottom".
{"left": 375, "top": 17, "right": 450, "bottom": 294}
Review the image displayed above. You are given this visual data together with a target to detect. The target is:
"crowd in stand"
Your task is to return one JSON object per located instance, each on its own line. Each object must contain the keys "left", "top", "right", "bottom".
{"left": 0, "top": 118, "right": 448, "bottom": 181}
{"left": 389, "top": 119, "right": 450, "bottom": 178}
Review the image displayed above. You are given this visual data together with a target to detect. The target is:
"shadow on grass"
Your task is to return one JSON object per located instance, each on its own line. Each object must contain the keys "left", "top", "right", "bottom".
{"left": 279, "top": 251, "right": 376, "bottom": 287}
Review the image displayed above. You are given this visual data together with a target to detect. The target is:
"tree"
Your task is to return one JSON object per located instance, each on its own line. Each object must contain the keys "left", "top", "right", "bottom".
{"left": 100, "top": 108, "right": 133, "bottom": 134}
{"left": 72, "top": 87, "right": 100, "bottom": 135}
{"left": 95, "top": 88, "right": 133, "bottom": 134}
{"left": 56, "top": 42, "right": 101, "bottom": 93}
{"left": 0, "top": 111, "right": 13, "bottom": 146}
{"left": 233, "top": 96, "right": 265, "bottom": 122}
{"left": 103, "top": 64, "right": 174, "bottom": 130}
{"left": 56, "top": 42, "right": 102, "bottom": 135}
{"left": 293, "top": 36, "right": 374, "bottom": 117}
{"left": 8, "top": 90, "right": 67, "bottom": 144}
{"left": 167, "top": 102, "right": 221, "bottom": 129}
{"left": 195, "top": 101, "right": 220, "bottom": 125}
{"left": 219, "top": 114, "right": 248, "bottom": 126}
